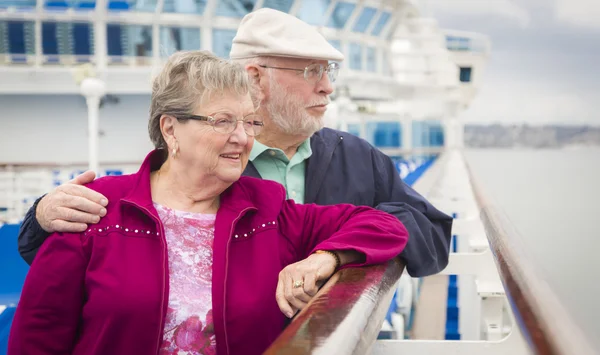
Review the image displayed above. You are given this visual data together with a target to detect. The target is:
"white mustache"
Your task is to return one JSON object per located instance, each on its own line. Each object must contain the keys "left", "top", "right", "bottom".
{"left": 308, "top": 99, "right": 330, "bottom": 107}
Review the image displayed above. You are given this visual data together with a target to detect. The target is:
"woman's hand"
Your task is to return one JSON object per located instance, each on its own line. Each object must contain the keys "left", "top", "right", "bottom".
{"left": 275, "top": 252, "right": 338, "bottom": 318}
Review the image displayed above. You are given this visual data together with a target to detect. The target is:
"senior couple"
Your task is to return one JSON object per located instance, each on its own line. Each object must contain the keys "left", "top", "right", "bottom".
{"left": 9, "top": 8, "right": 452, "bottom": 355}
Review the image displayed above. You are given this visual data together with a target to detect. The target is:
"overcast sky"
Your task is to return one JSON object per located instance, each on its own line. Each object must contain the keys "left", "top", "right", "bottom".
{"left": 425, "top": 0, "right": 600, "bottom": 125}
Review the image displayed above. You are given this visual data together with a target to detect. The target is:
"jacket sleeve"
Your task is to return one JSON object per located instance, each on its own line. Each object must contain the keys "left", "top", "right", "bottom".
{"left": 372, "top": 149, "right": 453, "bottom": 277}
{"left": 18, "top": 195, "right": 51, "bottom": 265}
{"left": 8, "top": 231, "right": 86, "bottom": 354}
{"left": 277, "top": 192, "right": 409, "bottom": 267}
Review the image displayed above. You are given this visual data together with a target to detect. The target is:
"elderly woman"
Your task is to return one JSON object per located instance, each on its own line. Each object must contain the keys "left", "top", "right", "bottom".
{"left": 8, "top": 51, "right": 408, "bottom": 355}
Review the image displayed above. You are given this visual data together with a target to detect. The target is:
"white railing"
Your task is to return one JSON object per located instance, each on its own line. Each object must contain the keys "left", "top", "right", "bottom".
{"left": 0, "top": 163, "right": 138, "bottom": 223}
{"left": 373, "top": 150, "right": 532, "bottom": 354}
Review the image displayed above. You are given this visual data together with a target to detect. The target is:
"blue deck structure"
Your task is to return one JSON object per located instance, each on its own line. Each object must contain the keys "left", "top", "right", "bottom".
{"left": 0, "top": 224, "right": 29, "bottom": 354}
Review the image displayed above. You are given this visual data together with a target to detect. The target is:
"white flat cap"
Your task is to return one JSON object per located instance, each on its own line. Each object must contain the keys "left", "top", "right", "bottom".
{"left": 230, "top": 8, "right": 345, "bottom": 62}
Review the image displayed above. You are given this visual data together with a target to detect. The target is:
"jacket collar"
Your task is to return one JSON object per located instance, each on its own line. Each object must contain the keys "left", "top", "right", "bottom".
{"left": 123, "top": 149, "right": 256, "bottom": 214}
{"left": 304, "top": 128, "right": 343, "bottom": 203}
{"left": 121, "top": 149, "right": 166, "bottom": 210}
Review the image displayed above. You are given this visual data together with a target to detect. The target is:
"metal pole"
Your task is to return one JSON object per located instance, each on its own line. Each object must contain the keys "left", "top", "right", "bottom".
{"left": 80, "top": 78, "right": 106, "bottom": 174}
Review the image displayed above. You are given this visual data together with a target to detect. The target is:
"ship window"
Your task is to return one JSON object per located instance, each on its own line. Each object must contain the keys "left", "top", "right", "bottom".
{"left": 327, "top": 2, "right": 356, "bottom": 29}
{"left": 106, "top": 24, "right": 153, "bottom": 57}
{"left": 371, "top": 11, "right": 390, "bottom": 36}
{"left": 215, "top": 0, "right": 257, "bottom": 17}
{"left": 42, "top": 0, "right": 95, "bottom": 10}
{"left": 41, "top": 22, "right": 93, "bottom": 63}
{"left": 328, "top": 39, "right": 342, "bottom": 52}
{"left": 0, "top": 20, "right": 35, "bottom": 63}
{"left": 159, "top": 27, "right": 201, "bottom": 56}
{"left": 297, "top": 0, "right": 331, "bottom": 26}
{"left": 107, "top": 0, "right": 157, "bottom": 11}
{"left": 460, "top": 67, "right": 472, "bottom": 82}
{"left": 212, "top": 29, "right": 237, "bottom": 58}
{"left": 349, "top": 42, "right": 362, "bottom": 70}
{"left": 262, "top": 0, "right": 294, "bottom": 13}
{"left": 371, "top": 122, "right": 401, "bottom": 148}
{"left": 163, "top": 0, "right": 207, "bottom": 14}
{"left": 366, "top": 46, "right": 376, "bottom": 72}
{"left": 352, "top": 7, "right": 377, "bottom": 33}
{"left": 0, "top": 0, "right": 36, "bottom": 9}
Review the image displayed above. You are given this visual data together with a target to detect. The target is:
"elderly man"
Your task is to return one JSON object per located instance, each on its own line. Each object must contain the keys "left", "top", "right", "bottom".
{"left": 18, "top": 9, "right": 452, "bottom": 277}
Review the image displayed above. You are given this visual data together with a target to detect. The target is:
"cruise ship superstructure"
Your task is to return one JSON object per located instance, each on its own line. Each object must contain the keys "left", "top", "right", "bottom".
{"left": 2, "top": 1, "right": 587, "bottom": 354}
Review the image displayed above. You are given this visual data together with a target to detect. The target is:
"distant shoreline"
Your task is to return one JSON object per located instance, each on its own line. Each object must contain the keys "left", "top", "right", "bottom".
{"left": 464, "top": 124, "right": 600, "bottom": 148}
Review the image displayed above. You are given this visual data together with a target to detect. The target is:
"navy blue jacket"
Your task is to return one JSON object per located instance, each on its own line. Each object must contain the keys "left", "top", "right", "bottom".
{"left": 18, "top": 128, "right": 452, "bottom": 277}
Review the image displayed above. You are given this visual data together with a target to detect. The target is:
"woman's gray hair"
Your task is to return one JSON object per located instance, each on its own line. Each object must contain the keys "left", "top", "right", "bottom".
{"left": 149, "top": 50, "right": 250, "bottom": 149}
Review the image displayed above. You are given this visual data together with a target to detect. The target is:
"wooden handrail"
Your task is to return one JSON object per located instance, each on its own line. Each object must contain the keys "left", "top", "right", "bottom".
{"left": 264, "top": 258, "right": 405, "bottom": 355}
{"left": 465, "top": 154, "right": 597, "bottom": 355}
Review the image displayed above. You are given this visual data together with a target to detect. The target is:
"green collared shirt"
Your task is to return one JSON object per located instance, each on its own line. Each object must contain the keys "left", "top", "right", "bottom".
{"left": 249, "top": 139, "right": 312, "bottom": 203}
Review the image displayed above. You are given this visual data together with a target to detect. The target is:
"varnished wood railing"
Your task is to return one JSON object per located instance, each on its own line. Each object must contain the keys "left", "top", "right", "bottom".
{"left": 264, "top": 258, "right": 405, "bottom": 355}
{"left": 467, "top": 159, "right": 598, "bottom": 355}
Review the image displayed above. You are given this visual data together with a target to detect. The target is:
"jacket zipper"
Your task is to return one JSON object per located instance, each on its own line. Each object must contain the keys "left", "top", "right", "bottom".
{"left": 223, "top": 207, "right": 254, "bottom": 355}
{"left": 122, "top": 200, "right": 168, "bottom": 355}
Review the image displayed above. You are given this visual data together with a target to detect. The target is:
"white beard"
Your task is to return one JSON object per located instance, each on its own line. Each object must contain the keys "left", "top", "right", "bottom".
{"left": 266, "top": 78, "right": 327, "bottom": 136}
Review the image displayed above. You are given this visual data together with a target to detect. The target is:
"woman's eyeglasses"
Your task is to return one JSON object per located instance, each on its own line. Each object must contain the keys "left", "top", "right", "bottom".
{"left": 175, "top": 113, "right": 264, "bottom": 136}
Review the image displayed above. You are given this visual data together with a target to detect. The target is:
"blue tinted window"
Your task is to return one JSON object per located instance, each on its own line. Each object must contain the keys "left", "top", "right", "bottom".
{"left": 349, "top": 42, "right": 362, "bottom": 70}
{"left": 107, "top": 24, "right": 152, "bottom": 57}
{"left": 212, "top": 29, "right": 236, "bottom": 58}
{"left": 107, "top": 0, "right": 156, "bottom": 11}
{"left": 429, "top": 122, "right": 444, "bottom": 147}
{"left": 73, "top": 23, "right": 93, "bottom": 56}
{"left": 262, "top": 0, "right": 294, "bottom": 13}
{"left": 446, "top": 35, "right": 471, "bottom": 51}
{"left": 163, "top": 0, "right": 206, "bottom": 14}
{"left": 43, "top": 0, "right": 96, "bottom": 9}
{"left": 366, "top": 47, "right": 376, "bottom": 72}
{"left": 297, "top": 0, "right": 330, "bottom": 26}
{"left": 3, "top": 21, "right": 35, "bottom": 56}
{"left": 369, "top": 122, "right": 401, "bottom": 148}
{"left": 459, "top": 67, "right": 472, "bottom": 82}
{"left": 352, "top": 7, "right": 376, "bottom": 33}
{"left": 42, "top": 22, "right": 93, "bottom": 62}
{"left": 412, "top": 121, "right": 444, "bottom": 148}
{"left": 215, "top": 0, "right": 257, "bottom": 17}
{"left": 0, "top": 0, "right": 36, "bottom": 8}
{"left": 415, "top": 121, "right": 426, "bottom": 148}
{"left": 42, "top": 22, "right": 59, "bottom": 55}
{"left": 327, "top": 2, "right": 355, "bottom": 29}
{"left": 0, "top": 22, "right": 6, "bottom": 54}
{"left": 347, "top": 124, "right": 361, "bottom": 137}
{"left": 371, "top": 11, "right": 390, "bottom": 36}
{"left": 159, "top": 27, "right": 201, "bottom": 56}
{"left": 41, "top": 22, "right": 93, "bottom": 55}
{"left": 328, "top": 39, "right": 341, "bottom": 52}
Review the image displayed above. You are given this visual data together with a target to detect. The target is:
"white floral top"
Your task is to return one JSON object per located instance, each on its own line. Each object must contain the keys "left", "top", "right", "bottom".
{"left": 155, "top": 203, "right": 217, "bottom": 355}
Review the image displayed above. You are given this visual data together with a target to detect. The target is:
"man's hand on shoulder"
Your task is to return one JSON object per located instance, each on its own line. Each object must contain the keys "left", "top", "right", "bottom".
{"left": 36, "top": 170, "right": 108, "bottom": 233}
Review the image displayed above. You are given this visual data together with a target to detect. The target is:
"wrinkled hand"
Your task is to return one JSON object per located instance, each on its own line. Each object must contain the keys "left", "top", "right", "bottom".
{"left": 36, "top": 170, "right": 108, "bottom": 233}
{"left": 276, "top": 252, "right": 338, "bottom": 318}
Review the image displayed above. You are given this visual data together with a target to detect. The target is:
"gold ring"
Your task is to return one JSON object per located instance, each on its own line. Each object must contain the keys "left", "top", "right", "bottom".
{"left": 293, "top": 280, "right": 304, "bottom": 289}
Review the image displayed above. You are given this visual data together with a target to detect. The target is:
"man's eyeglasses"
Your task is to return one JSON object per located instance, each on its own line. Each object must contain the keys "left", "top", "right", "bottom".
{"left": 174, "top": 112, "right": 264, "bottom": 136}
{"left": 259, "top": 62, "right": 340, "bottom": 84}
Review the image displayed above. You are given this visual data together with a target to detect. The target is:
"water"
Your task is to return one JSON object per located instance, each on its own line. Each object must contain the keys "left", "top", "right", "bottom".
{"left": 464, "top": 148, "right": 600, "bottom": 350}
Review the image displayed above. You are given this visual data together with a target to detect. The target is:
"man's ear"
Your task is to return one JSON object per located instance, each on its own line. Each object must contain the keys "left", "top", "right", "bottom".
{"left": 246, "top": 65, "right": 267, "bottom": 103}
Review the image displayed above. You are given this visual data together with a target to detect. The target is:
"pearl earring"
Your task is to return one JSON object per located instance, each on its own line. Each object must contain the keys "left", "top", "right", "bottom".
{"left": 171, "top": 148, "right": 177, "bottom": 158}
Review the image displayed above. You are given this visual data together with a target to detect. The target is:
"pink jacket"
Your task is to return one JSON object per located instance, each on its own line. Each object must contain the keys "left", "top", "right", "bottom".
{"left": 8, "top": 149, "right": 408, "bottom": 355}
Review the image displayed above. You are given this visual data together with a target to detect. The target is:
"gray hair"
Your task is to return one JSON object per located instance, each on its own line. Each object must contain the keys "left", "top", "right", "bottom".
{"left": 149, "top": 50, "right": 250, "bottom": 149}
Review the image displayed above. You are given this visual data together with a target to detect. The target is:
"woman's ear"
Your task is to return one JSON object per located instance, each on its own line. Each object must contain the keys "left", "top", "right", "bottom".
{"left": 160, "top": 114, "right": 177, "bottom": 150}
